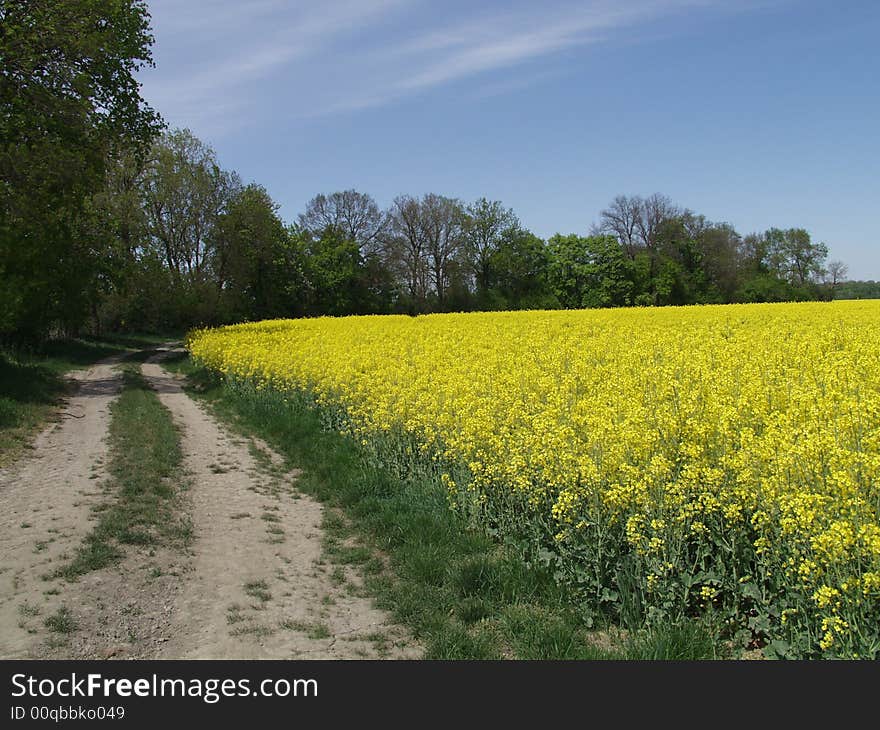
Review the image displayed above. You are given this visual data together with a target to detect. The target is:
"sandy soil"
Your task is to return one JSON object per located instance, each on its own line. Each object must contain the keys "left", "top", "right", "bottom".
{"left": 143, "top": 350, "right": 416, "bottom": 658}
{"left": 0, "top": 358, "right": 123, "bottom": 658}
{"left": 0, "top": 349, "right": 417, "bottom": 660}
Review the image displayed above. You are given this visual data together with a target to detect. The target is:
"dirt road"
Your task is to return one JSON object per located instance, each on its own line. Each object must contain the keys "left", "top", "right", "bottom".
{"left": 0, "top": 358, "right": 123, "bottom": 658}
{"left": 0, "top": 349, "right": 416, "bottom": 659}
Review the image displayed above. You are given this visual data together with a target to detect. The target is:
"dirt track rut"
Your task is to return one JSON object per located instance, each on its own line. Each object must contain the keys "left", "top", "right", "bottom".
{"left": 0, "top": 349, "right": 416, "bottom": 659}
{"left": 0, "top": 358, "right": 123, "bottom": 658}
{"left": 142, "top": 351, "right": 415, "bottom": 659}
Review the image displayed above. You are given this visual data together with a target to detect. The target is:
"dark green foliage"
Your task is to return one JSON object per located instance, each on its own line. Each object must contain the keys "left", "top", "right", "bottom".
{"left": 547, "top": 234, "right": 634, "bottom": 308}
{"left": 486, "top": 227, "right": 559, "bottom": 310}
{"left": 213, "top": 184, "right": 299, "bottom": 322}
{"left": 0, "top": 0, "right": 162, "bottom": 341}
{"left": 834, "top": 280, "right": 880, "bottom": 300}
{"left": 105, "top": 174, "right": 840, "bottom": 329}
{"left": 297, "top": 227, "right": 393, "bottom": 316}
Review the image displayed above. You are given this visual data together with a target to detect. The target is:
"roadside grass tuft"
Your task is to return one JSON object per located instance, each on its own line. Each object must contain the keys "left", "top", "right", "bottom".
{"left": 244, "top": 579, "right": 272, "bottom": 603}
{"left": 280, "top": 619, "right": 331, "bottom": 639}
{"left": 44, "top": 606, "right": 77, "bottom": 634}
{"left": 624, "top": 620, "right": 721, "bottom": 660}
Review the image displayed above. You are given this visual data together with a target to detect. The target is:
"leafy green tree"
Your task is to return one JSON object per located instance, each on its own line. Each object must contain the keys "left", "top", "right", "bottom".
{"left": 834, "top": 280, "right": 879, "bottom": 300}
{"left": 463, "top": 198, "right": 517, "bottom": 296}
{"left": 734, "top": 228, "right": 829, "bottom": 302}
{"left": 653, "top": 215, "right": 710, "bottom": 305}
{"left": 298, "top": 226, "right": 391, "bottom": 316}
{"left": 89, "top": 150, "right": 152, "bottom": 333}
{"left": 547, "top": 234, "right": 634, "bottom": 309}
{"left": 99, "top": 250, "right": 177, "bottom": 332}
{"left": 734, "top": 272, "right": 800, "bottom": 303}
{"left": 0, "top": 0, "right": 161, "bottom": 340}
{"left": 765, "top": 227, "right": 829, "bottom": 289}
{"left": 698, "top": 222, "right": 741, "bottom": 302}
{"left": 141, "top": 129, "right": 240, "bottom": 283}
{"left": 134, "top": 129, "right": 243, "bottom": 326}
{"left": 212, "top": 184, "right": 294, "bottom": 321}
{"left": 486, "top": 227, "right": 557, "bottom": 309}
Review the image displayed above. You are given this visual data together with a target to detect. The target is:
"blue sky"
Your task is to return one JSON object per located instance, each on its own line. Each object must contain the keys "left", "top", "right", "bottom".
{"left": 138, "top": 0, "right": 880, "bottom": 279}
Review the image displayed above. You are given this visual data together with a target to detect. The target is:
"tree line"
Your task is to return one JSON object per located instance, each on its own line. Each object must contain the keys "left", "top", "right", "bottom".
{"left": 87, "top": 128, "right": 847, "bottom": 334}
{"left": 0, "top": 1, "right": 859, "bottom": 343}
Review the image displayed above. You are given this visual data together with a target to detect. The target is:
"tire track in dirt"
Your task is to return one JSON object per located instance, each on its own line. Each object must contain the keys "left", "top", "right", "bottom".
{"left": 0, "top": 358, "right": 124, "bottom": 658}
{"left": 142, "top": 350, "right": 418, "bottom": 659}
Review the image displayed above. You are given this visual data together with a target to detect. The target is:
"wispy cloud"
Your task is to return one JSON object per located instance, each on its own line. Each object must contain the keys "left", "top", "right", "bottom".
{"left": 461, "top": 68, "right": 571, "bottom": 103}
{"left": 140, "top": 0, "right": 413, "bottom": 134}
{"left": 296, "top": 1, "right": 720, "bottom": 117}
{"left": 139, "top": 0, "right": 736, "bottom": 135}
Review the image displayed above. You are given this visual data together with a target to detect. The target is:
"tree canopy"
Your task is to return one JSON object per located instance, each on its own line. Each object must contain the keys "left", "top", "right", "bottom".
{"left": 0, "top": 0, "right": 161, "bottom": 340}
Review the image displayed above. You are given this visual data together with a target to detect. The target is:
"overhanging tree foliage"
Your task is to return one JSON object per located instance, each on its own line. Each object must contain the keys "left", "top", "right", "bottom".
{"left": 0, "top": 0, "right": 161, "bottom": 340}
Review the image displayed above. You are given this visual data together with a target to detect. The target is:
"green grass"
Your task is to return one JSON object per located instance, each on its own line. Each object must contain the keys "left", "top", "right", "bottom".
{"left": 172, "top": 355, "right": 723, "bottom": 660}
{"left": 280, "top": 619, "right": 332, "bottom": 639}
{"left": 624, "top": 620, "right": 722, "bottom": 660}
{"left": 44, "top": 606, "right": 77, "bottom": 634}
{"left": 56, "top": 366, "right": 189, "bottom": 579}
{"left": 18, "top": 602, "right": 40, "bottom": 617}
{"left": 244, "top": 579, "right": 272, "bottom": 603}
{"left": 0, "top": 334, "right": 179, "bottom": 466}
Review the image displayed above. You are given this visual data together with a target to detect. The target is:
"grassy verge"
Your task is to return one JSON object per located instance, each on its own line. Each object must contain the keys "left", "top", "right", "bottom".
{"left": 56, "top": 365, "right": 190, "bottom": 579}
{"left": 0, "top": 334, "right": 179, "bottom": 467}
{"left": 165, "top": 352, "right": 723, "bottom": 659}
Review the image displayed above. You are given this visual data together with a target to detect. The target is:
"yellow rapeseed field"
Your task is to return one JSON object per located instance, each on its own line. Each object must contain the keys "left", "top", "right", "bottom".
{"left": 188, "top": 301, "right": 880, "bottom": 657}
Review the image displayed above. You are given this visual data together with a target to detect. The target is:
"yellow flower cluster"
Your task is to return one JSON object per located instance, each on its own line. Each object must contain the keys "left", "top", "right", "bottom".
{"left": 188, "top": 301, "right": 880, "bottom": 656}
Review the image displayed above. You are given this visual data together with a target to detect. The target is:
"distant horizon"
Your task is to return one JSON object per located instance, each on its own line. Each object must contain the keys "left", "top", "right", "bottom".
{"left": 139, "top": 0, "right": 880, "bottom": 279}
